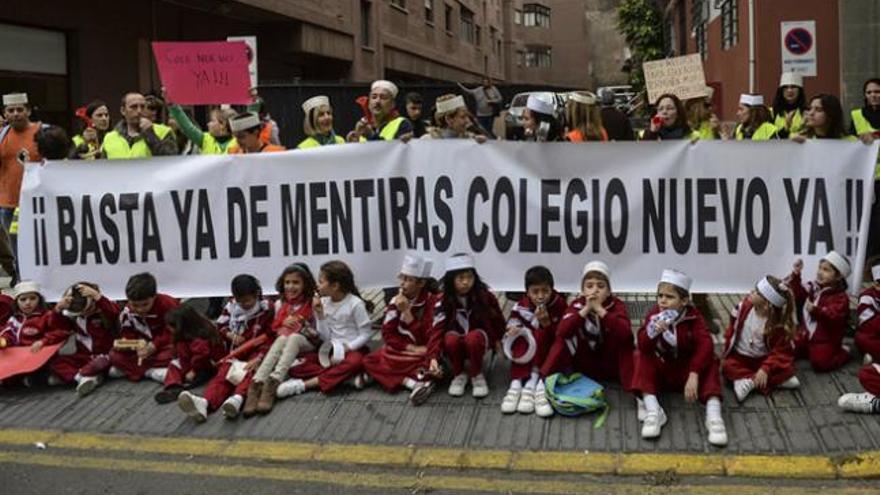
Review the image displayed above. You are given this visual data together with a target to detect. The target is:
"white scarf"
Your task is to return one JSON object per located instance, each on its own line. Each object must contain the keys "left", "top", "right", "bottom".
{"left": 226, "top": 299, "right": 268, "bottom": 336}
{"left": 121, "top": 307, "right": 154, "bottom": 338}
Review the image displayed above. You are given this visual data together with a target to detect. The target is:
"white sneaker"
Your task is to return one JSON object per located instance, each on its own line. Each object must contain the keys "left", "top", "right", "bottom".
{"left": 108, "top": 366, "right": 125, "bottom": 379}
{"left": 864, "top": 353, "right": 874, "bottom": 365}
{"left": 76, "top": 375, "right": 101, "bottom": 397}
{"left": 276, "top": 379, "right": 306, "bottom": 398}
{"left": 778, "top": 376, "right": 801, "bottom": 389}
{"left": 641, "top": 408, "right": 667, "bottom": 439}
{"left": 838, "top": 392, "right": 877, "bottom": 414}
{"left": 706, "top": 417, "right": 728, "bottom": 446}
{"left": 448, "top": 373, "right": 468, "bottom": 397}
{"left": 471, "top": 374, "right": 489, "bottom": 398}
{"left": 177, "top": 391, "right": 208, "bottom": 423}
{"left": 47, "top": 374, "right": 65, "bottom": 386}
{"left": 408, "top": 381, "right": 435, "bottom": 406}
{"left": 145, "top": 367, "right": 167, "bottom": 384}
{"left": 733, "top": 378, "right": 756, "bottom": 402}
{"left": 517, "top": 387, "right": 535, "bottom": 414}
{"left": 534, "top": 387, "right": 554, "bottom": 418}
{"left": 636, "top": 398, "right": 647, "bottom": 422}
{"left": 501, "top": 386, "right": 521, "bottom": 414}
{"left": 221, "top": 395, "right": 243, "bottom": 419}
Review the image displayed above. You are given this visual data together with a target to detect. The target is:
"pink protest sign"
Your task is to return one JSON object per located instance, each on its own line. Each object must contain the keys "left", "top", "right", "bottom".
{"left": 152, "top": 41, "right": 252, "bottom": 105}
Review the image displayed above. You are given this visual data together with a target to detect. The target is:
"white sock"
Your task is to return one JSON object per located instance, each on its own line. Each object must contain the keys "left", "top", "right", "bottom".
{"left": 509, "top": 379, "right": 522, "bottom": 390}
{"left": 706, "top": 397, "right": 723, "bottom": 421}
{"left": 643, "top": 394, "right": 661, "bottom": 413}
{"left": 524, "top": 371, "right": 539, "bottom": 390}
{"left": 535, "top": 379, "right": 545, "bottom": 393}
{"left": 403, "top": 377, "right": 418, "bottom": 390}
{"left": 230, "top": 394, "right": 243, "bottom": 403}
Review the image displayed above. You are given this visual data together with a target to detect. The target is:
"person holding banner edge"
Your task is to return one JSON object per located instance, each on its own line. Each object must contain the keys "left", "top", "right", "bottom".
{"left": 297, "top": 96, "right": 346, "bottom": 149}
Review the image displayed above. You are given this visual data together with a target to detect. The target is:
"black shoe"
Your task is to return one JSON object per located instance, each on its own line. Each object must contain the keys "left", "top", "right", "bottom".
{"left": 154, "top": 386, "right": 183, "bottom": 404}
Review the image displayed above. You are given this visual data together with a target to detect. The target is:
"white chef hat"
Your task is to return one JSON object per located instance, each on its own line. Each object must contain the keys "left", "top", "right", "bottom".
{"left": 229, "top": 112, "right": 261, "bottom": 132}
{"left": 526, "top": 94, "right": 554, "bottom": 115}
{"left": 582, "top": 260, "right": 611, "bottom": 280}
{"left": 400, "top": 254, "right": 433, "bottom": 278}
{"left": 302, "top": 95, "right": 330, "bottom": 114}
{"left": 371, "top": 80, "right": 399, "bottom": 99}
{"left": 660, "top": 269, "right": 693, "bottom": 292}
{"left": 435, "top": 95, "right": 466, "bottom": 116}
{"left": 3, "top": 93, "right": 28, "bottom": 106}
{"left": 822, "top": 251, "right": 851, "bottom": 278}
{"left": 872, "top": 263, "right": 880, "bottom": 282}
{"left": 739, "top": 94, "right": 764, "bottom": 106}
{"left": 779, "top": 72, "right": 803, "bottom": 88}
{"left": 444, "top": 254, "right": 475, "bottom": 273}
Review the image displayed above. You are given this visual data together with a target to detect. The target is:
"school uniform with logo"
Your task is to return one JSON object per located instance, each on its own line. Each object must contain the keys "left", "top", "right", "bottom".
{"left": 504, "top": 292, "right": 566, "bottom": 381}
{"left": 39, "top": 297, "right": 120, "bottom": 382}
{"left": 788, "top": 272, "right": 851, "bottom": 372}
{"left": 722, "top": 297, "right": 796, "bottom": 392}
{"left": 364, "top": 291, "right": 439, "bottom": 391}
{"left": 856, "top": 286, "right": 880, "bottom": 360}
{"left": 0, "top": 308, "right": 47, "bottom": 347}
{"left": 631, "top": 305, "right": 722, "bottom": 403}
{"left": 110, "top": 293, "right": 180, "bottom": 381}
{"left": 433, "top": 289, "right": 505, "bottom": 378}
{"left": 542, "top": 295, "right": 634, "bottom": 389}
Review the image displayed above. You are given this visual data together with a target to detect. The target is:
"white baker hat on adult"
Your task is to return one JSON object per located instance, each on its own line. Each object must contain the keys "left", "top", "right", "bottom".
{"left": 526, "top": 93, "right": 554, "bottom": 115}
{"left": 660, "top": 269, "right": 693, "bottom": 292}
{"left": 739, "top": 93, "right": 764, "bottom": 107}
{"left": 444, "top": 253, "right": 475, "bottom": 273}
{"left": 435, "top": 95, "right": 466, "bottom": 116}
{"left": 229, "top": 112, "right": 261, "bottom": 132}
{"left": 821, "top": 250, "right": 851, "bottom": 278}
{"left": 12, "top": 280, "right": 41, "bottom": 299}
{"left": 582, "top": 260, "right": 611, "bottom": 279}
{"left": 779, "top": 71, "right": 803, "bottom": 88}
{"left": 302, "top": 95, "right": 330, "bottom": 114}
{"left": 400, "top": 254, "right": 433, "bottom": 278}
{"left": 872, "top": 263, "right": 880, "bottom": 282}
{"left": 371, "top": 79, "right": 399, "bottom": 99}
{"left": 3, "top": 93, "right": 28, "bottom": 106}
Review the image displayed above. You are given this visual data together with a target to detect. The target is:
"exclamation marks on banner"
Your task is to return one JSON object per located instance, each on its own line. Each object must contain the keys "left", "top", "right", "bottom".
{"left": 31, "top": 196, "right": 48, "bottom": 266}
{"left": 845, "top": 179, "right": 864, "bottom": 258}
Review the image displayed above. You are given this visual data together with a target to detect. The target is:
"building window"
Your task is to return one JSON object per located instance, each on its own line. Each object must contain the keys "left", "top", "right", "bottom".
{"left": 425, "top": 0, "right": 434, "bottom": 23}
{"left": 391, "top": 0, "right": 406, "bottom": 9}
{"left": 445, "top": 3, "right": 454, "bottom": 32}
{"left": 721, "top": 0, "right": 738, "bottom": 49}
{"left": 523, "top": 4, "right": 550, "bottom": 28}
{"left": 514, "top": 9, "right": 522, "bottom": 25}
{"left": 524, "top": 45, "right": 551, "bottom": 68}
{"left": 460, "top": 4, "right": 475, "bottom": 43}
{"left": 516, "top": 50, "right": 524, "bottom": 67}
{"left": 490, "top": 26, "right": 498, "bottom": 54}
{"left": 691, "top": 0, "right": 708, "bottom": 59}
{"left": 361, "top": 0, "right": 372, "bottom": 47}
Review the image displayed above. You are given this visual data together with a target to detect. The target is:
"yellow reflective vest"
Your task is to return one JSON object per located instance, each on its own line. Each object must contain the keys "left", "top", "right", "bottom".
{"left": 735, "top": 122, "right": 778, "bottom": 141}
{"left": 773, "top": 108, "right": 804, "bottom": 136}
{"left": 103, "top": 124, "right": 173, "bottom": 160}
{"left": 297, "top": 135, "right": 345, "bottom": 149}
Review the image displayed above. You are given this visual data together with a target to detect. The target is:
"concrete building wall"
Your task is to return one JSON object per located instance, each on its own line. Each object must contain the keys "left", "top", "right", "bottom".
{"left": 838, "top": 0, "right": 880, "bottom": 114}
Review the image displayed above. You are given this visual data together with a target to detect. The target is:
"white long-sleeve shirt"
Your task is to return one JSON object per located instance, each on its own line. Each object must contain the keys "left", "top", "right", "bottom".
{"left": 316, "top": 293, "right": 373, "bottom": 349}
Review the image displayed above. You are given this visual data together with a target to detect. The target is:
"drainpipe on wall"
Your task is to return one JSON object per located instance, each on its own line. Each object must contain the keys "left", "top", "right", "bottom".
{"left": 748, "top": 0, "right": 756, "bottom": 92}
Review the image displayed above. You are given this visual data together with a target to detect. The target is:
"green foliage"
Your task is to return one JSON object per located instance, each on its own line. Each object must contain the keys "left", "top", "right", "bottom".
{"left": 617, "top": 0, "right": 665, "bottom": 102}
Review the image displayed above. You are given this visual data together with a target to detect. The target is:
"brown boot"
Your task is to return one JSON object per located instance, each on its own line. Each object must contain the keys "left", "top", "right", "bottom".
{"left": 256, "top": 378, "right": 279, "bottom": 414}
{"left": 242, "top": 381, "right": 263, "bottom": 418}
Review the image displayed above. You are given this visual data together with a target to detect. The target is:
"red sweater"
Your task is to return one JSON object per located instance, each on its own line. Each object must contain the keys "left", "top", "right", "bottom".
{"left": 381, "top": 291, "right": 440, "bottom": 359}
{"left": 271, "top": 296, "right": 315, "bottom": 337}
{"left": 787, "top": 272, "right": 850, "bottom": 343}
{"left": 118, "top": 293, "right": 180, "bottom": 351}
{"left": 38, "top": 296, "right": 120, "bottom": 354}
{"left": 723, "top": 297, "right": 795, "bottom": 375}
{"left": 637, "top": 304, "right": 714, "bottom": 373}
{"left": 857, "top": 285, "right": 880, "bottom": 330}
{"left": 557, "top": 295, "right": 630, "bottom": 346}
{"left": 432, "top": 287, "right": 505, "bottom": 345}
{"left": 216, "top": 298, "right": 275, "bottom": 358}
{"left": 0, "top": 308, "right": 48, "bottom": 347}
{"left": 0, "top": 294, "right": 12, "bottom": 326}
{"left": 174, "top": 335, "right": 227, "bottom": 373}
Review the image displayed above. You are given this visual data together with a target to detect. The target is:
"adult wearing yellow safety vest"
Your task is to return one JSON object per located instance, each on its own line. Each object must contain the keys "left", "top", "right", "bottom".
{"left": 347, "top": 80, "right": 414, "bottom": 142}
{"left": 686, "top": 86, "right": 720, "bottom": 141}
{"left": 168, "top": 104, "right": 237, "bottom": 154}
{"left": 792, "top": 94, "right": 855, "bottom": 142}
{"left": 731, "top": 94, "right": 779, "bottom": 141}
{"left": 772, "top": 72, "right": 806, "bottom": 139}
{"left": 850, "top": 78, "right": 880, "bottom": 144}
{"left": 71, "top": 100, "right": 111, "bottom": 159}
{"left": 227, "top": 113, "right": 286, "bottom": 154}
{"left": 102, "top": 93, "right": 178, "bottom": 159}
{"left": 296, "top": 95, "right": 345, "bottom": 149}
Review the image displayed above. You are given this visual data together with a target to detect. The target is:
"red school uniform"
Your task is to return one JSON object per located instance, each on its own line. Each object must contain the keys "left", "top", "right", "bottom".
{"left": 109, "top": 293, "right": 180, "bottom": 381}
{"left": 363, "top": 290, "right": 440, "bottom": 391}
{"left": 202, "top": 298, "right": 275, "bottom": 412}
{"left": 271, "top": 296, "right": 316, "bottom": 340}
{"left": 542, "top": 294, "right": 634, "bottom": 390}
{"left": 721, "top": 296, "right": 796, "bottom": 393}
{"left": 0, "top": 308, "right": 48, "bottom": 347}
{"left": 788, "top": 272, "right": 850, "bottom": 372}
{"left": 631, "top": 304, "right": 722, "bottom": 403}
{"left": 433, "top": 287, "right": 505, "bottom": 378}
{"left": 39, "top": 296, "right": 120, "bottom": 382}
{"left": 855, "top": 286, "right": 880, "bottom": 359}
{"left": 505, "top": 291, "right": 566, "bottom": 381}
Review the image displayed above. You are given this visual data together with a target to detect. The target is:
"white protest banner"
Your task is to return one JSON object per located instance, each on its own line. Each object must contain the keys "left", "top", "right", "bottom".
{"left": 643, "top": 54, "right": 708, "bottom": 104}
{"left": 18, "top": 140, "right": 878, "bottom": 300}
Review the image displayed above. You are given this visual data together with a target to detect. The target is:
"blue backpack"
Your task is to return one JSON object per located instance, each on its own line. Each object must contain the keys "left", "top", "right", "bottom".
{"left": 544, "top": 372, "right": 610, "bottom": 427}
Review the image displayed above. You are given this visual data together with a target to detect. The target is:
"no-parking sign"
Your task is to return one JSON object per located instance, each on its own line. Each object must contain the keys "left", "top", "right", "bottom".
{"left": 780, "top": 21, "right": 816, "bottom": 77}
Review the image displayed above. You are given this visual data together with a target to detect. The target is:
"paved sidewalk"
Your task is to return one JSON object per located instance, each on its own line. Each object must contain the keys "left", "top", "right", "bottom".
{"left": 1, "top": 294, "right": 877, "bottom": 461}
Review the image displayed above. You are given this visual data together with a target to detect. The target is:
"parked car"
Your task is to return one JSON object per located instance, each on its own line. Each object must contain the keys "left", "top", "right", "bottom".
{"left": 597, "top": 85, "right": 637, "bottom": 113}
{"left": 504, "top": 91, "right": 567, "bottom": 140}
